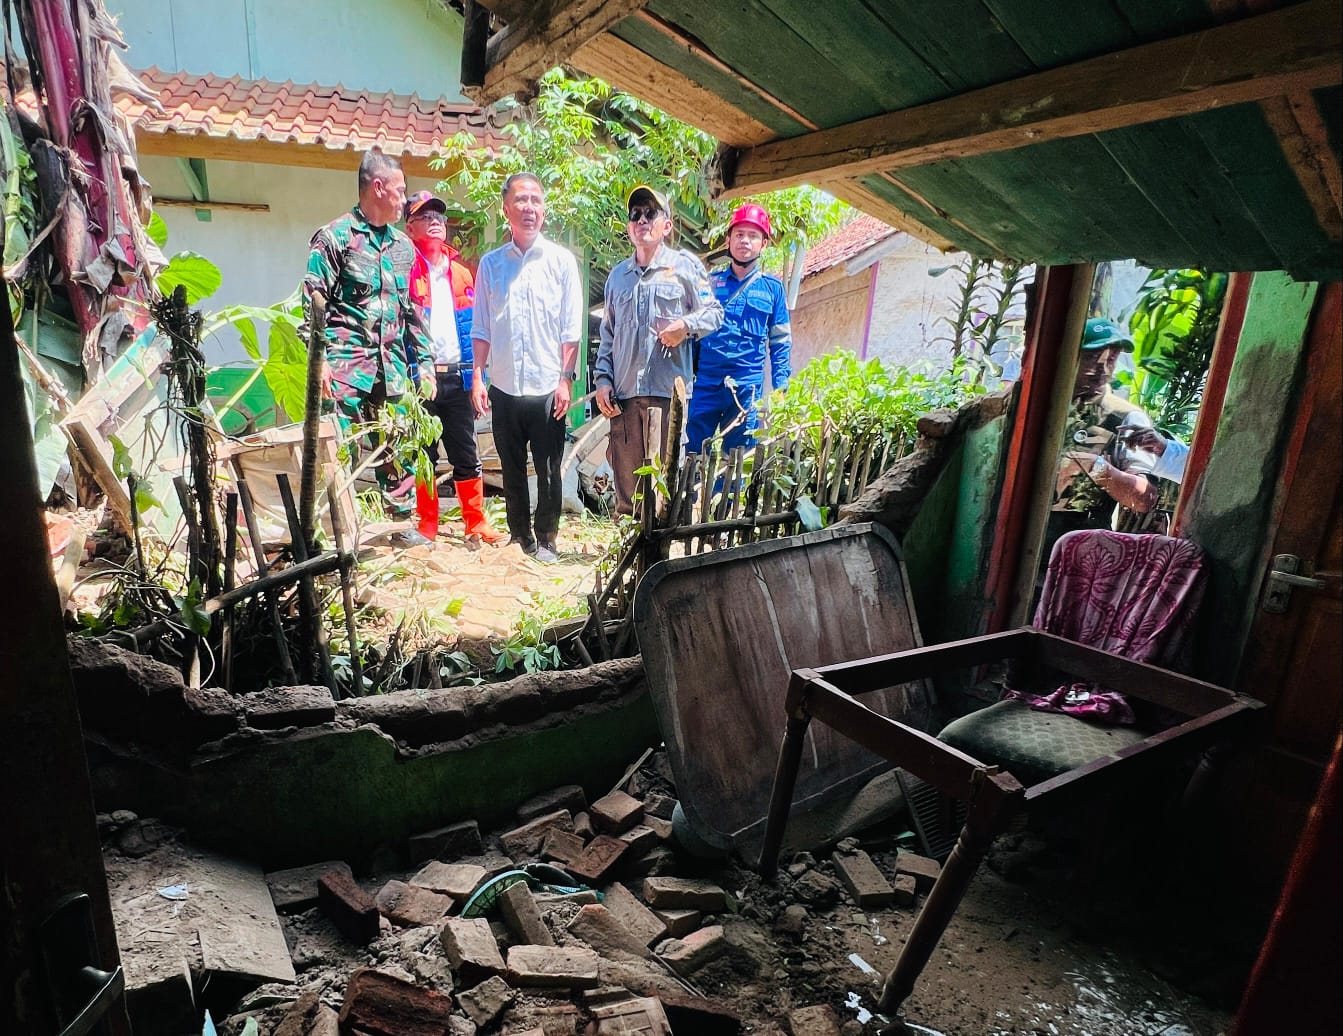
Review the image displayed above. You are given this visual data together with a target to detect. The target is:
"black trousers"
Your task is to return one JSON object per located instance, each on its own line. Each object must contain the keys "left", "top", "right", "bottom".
{"left": 489, "top": 385, "right": 565, "bottom": 546}
{"left": 425, "top": 369, "right": 481, "bottom": 481}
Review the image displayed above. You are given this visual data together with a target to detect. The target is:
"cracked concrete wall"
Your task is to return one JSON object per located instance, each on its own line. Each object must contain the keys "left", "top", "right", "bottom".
{"left": 71, "top": 638, "right": 656, "bottom": 867}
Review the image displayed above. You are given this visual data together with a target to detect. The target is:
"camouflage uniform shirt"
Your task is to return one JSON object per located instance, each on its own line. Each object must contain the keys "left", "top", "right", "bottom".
{"left": 303, "top": 205, "right": 432, "bottom": 399}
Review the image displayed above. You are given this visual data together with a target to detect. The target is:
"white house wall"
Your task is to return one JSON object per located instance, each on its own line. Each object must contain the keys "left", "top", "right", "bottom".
{"left": 108, "top": 0, "right": 467, "bottom": 100}
{"left": 144, "top": 156, "right": 443, "bottom": 364}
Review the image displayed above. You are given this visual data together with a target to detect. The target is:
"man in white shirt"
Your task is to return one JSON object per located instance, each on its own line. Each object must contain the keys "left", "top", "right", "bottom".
{"left": 470, "top": 173, "right": 584, "bottom": 564}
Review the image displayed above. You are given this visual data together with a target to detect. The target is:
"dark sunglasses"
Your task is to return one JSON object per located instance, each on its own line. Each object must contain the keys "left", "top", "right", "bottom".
{"left": 627, "top": 205, "right": 663, "bottom": 223}
{"left": 409, "top": 211, "right": 447, "bottom": 224}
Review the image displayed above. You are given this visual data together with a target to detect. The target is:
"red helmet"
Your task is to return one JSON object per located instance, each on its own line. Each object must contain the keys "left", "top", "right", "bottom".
{"left": 728, "top": 203, "right": 772, "bottom": 239}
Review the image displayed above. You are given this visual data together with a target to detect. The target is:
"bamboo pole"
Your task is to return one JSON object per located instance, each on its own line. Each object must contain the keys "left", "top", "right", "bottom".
{"left": 237, "top": 479, "right": 298, "bottom": 684}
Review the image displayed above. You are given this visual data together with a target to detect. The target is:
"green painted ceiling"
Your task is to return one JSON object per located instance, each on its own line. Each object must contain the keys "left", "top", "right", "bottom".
{"left": 605, "top": 0, "right": 1341, "bottom": 280}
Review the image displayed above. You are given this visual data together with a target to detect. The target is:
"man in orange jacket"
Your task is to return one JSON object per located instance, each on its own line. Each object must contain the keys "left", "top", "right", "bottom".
{"left": 405, "top": 191, "right": 500, "bottom": 544}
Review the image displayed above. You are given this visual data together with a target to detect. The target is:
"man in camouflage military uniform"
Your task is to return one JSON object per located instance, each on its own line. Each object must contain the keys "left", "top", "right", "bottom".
{"left": 304, "top": 149, "right": 433, "bottom": 505}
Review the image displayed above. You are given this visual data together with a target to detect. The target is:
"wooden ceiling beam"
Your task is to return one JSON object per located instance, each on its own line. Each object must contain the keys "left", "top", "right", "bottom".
{"left": 465, "top": 0, "right": 651, "bottom": 105}
{"left": 569, "top": 32, "right": 777, "bottom": 147}
{"left": 1260, "top": 90, "right": 1343, "bottom": 241}
{"left": 723, "top": 0, "right": 1343, "bottom": 196}
{"left": 135, "top": 131, "right": 455, "bottom": 182}
{"left": 824, "top": 178, "right": 957, "bottom": 254}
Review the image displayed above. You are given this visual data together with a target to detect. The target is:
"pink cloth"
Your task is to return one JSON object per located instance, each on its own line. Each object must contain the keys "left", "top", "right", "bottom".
{"left": 1006, "top": 530, "right": 1207, "bottom": 725}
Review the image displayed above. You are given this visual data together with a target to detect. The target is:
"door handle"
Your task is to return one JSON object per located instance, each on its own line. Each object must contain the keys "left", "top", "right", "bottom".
{"left": 1262, "top": 554, "right": 1331, "bottom": 613}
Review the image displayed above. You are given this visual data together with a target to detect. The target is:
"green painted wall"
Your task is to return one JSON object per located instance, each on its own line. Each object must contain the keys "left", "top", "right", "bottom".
{"left": 98, "top": 692, "right": 659, "bottom": 870}
{"left": 1182, "top": 273, "right": 1320, "bottom": 686}
{"left": 903, "top": 414, "right": 1011, "bottom": 702}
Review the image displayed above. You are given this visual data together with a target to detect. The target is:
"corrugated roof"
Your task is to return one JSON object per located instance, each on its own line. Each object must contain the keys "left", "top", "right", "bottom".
{"left": 122, "top": 66, "right": 507, "bottom": 159}
{"left": 803, "top": 214, "right": 897, "bottom": 278}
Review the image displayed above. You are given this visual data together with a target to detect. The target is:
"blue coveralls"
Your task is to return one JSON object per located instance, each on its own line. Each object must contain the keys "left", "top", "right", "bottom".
{"left": 686, "top": 265, "right": 792, "bottom": 454}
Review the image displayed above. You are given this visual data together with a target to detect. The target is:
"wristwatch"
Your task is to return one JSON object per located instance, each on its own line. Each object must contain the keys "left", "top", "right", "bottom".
{"left": 562, "top": 370, "right": 578, "bottom": 382}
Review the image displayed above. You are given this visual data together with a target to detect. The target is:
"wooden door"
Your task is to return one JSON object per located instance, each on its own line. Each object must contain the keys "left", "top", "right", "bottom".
{"left": 1235, "top": 282, "right": 1342, "bottom": 875}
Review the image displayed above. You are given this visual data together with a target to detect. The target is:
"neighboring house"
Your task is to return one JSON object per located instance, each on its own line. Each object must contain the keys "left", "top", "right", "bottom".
{"left": 104, "top": 0, "right": 501, "bottom": 363}
{"left": 791, "top": 214, "right": 1027, "bottom": 375}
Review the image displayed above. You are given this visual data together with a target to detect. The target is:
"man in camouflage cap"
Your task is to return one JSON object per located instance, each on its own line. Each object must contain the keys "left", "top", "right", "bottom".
{"left": 304, "top": 148, "right": 433, "bottom": 508}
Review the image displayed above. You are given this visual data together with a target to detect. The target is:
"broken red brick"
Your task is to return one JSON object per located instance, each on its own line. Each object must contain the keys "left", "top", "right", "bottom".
{"left": 439, "top": 916, "right": 505, "bottom": 983}
{"left": 499, "top": 880, "right": 555, "bottom": 946}
{"left": 618, "top": 824, "right": 659, "bottom": 857}
{"left": 566, "top": 904, "right": 650, "bottom": 960}
{"left": 407, "top": 819, "right": 482, "bottom": 863}
{"left": 654, "top": 908, "right": 702, "bottom": 939}
{"left": 831, "top": 850, "right": 896, "bottom": 908}
{"left": 499, "top": 808, "right": 574, "bottom": 858}
{"left": 602, "top": 882, "right": 668, "bottom": 947}
{"left": 374, "top": 880, "right": 453, "bottom": 928}
{"left": 317, "top": 870, "right": 379, "bottom": 944}
{"left": 567, "top": 834, "right": 629, "bottom": 884}
{"left": 892, "top": 872, "right": 917, "bottom": 907}
{"left": 409, "top": 861, "right": 485, "bottom": 899}
{"left": 506, "top": 944, "right": 601, "bottom": 988}
{"left": 642, "top": 876, "right": 726, "bottom": 912}
{"left": 590, "top": 995, "right": 673, "bottom": 1035}
{"left": 337, "top": 967, "right": 454, "bottom": 1036}
{"left": 658, "top": 925, "right": 727, "bottom": 975}
{"left": 266, "top": 860, "right": 352, "bottom": 913}
{"left": 541, "top": 828, "right": 587, "bottom": 867}
{"left": 589, "top": 790, "right": 644, "bottom": 835}
{"left": 517, "top": 783, "right": 588, "bottom": 822}
{"left": 896, "top": 852, "right": 941, "bottom": 892}
{"left": 643, "top": 791, "right": 677, "bottom": 820}
{"left": 644, "top": 815, "right": 674, "bottom": 841}
{"left": 574, "top": 810, "right": 595, "bottom": 839}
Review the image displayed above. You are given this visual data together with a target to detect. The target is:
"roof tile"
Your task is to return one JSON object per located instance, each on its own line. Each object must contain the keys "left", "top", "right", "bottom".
{"left": 803, "top": 214, "right": 898, "bottom": 278}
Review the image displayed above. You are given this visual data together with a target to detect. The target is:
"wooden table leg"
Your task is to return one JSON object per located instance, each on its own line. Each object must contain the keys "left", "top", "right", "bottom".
{"left": 878, "top": 774, "right": 1022, "bottom": 1014}
{"left": 757, "top": 671, "right": 821, "bottom": 878}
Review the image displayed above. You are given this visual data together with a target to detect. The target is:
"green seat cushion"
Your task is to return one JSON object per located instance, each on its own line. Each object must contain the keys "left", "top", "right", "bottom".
{"left": 939, "top": 700, "right": 1149, "bottom": 785}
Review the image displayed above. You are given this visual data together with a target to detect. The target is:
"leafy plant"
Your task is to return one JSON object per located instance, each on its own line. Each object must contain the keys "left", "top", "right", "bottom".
{"left": 491, "top": 593, "right": 586, "bottom": 675}
{"left": 433, "top": 69, "right": 845, "bottom": 274}
{"left": 1120, "top": 268, "right": 1227, "bottom": 439}
{"left": 930, "top": 255, "right": 1030, "bottom": 385}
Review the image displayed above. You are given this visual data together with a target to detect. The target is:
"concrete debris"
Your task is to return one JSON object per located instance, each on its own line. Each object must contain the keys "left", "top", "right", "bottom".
{"left": 642, "top": 792, "right": 677, "bottom": 820}
{"left": 788, "top": 1004, "right": 842, "bottom": 1035}
{"left": 274, "top": 990, "right": 339, "bottom": 1036}
{"left": 439, "top": 917, "right": 506, "bottom": 983}
{"left": 775, "top": 904, "right": 808, "bottom": 939}
{"left": 792, "top": 869, "right": 842, "bottom": 906}
{"left": 574, "top": 810, "right": 596, "bottom": 838}
{"left": 456, "top": 975, "right": 516, "bottom": 1027}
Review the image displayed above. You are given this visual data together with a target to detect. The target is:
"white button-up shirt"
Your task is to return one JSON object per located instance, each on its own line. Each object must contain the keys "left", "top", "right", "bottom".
{"left": 471, "top": 234, "right": 583, "bottom": 398}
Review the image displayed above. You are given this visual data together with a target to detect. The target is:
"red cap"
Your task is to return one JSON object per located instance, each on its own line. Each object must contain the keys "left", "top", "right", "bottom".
{"left": 728, "top": 203, "right": 772, "bottom": 238}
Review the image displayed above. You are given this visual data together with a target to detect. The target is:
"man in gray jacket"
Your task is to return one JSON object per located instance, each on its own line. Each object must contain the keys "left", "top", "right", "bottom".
{"left": 595, "top": 185, "right": 723, "bottom": 515}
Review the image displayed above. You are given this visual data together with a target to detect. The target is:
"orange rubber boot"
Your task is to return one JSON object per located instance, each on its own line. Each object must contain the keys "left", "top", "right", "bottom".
{"left": 456, "top": 477, "right": 502, "bottom": 543}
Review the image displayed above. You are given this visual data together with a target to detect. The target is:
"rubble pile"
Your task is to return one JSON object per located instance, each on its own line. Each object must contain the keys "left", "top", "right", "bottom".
{"left": 106, "top": 751, "right": 963, "bottom": 1035}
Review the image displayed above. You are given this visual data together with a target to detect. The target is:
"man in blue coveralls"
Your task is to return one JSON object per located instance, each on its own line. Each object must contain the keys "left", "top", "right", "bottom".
{"left": 686, "top": 203, "right": 793, "bottom": 455}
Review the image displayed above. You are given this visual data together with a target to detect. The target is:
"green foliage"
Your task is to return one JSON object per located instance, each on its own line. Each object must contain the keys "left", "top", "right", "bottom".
{"left": 491, "top": 593, "right": 586, "bottom": 675}
{"left": 434, "top": 69, "right": 845, "bottom": 274}
{"left": 1121, "top": 268, "right": 1227, "bottom": 439}
{"left": 931, "top": 255, "right": 1030, "bottom": 384}
{"left": 767, "top": 351, "right": 985, "bottom": 455}
{"left": 156, "top": 250, "right": 222, "bottom": 304}
{"left": 205, "top": 294, "right": 308, "bottom": 422}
